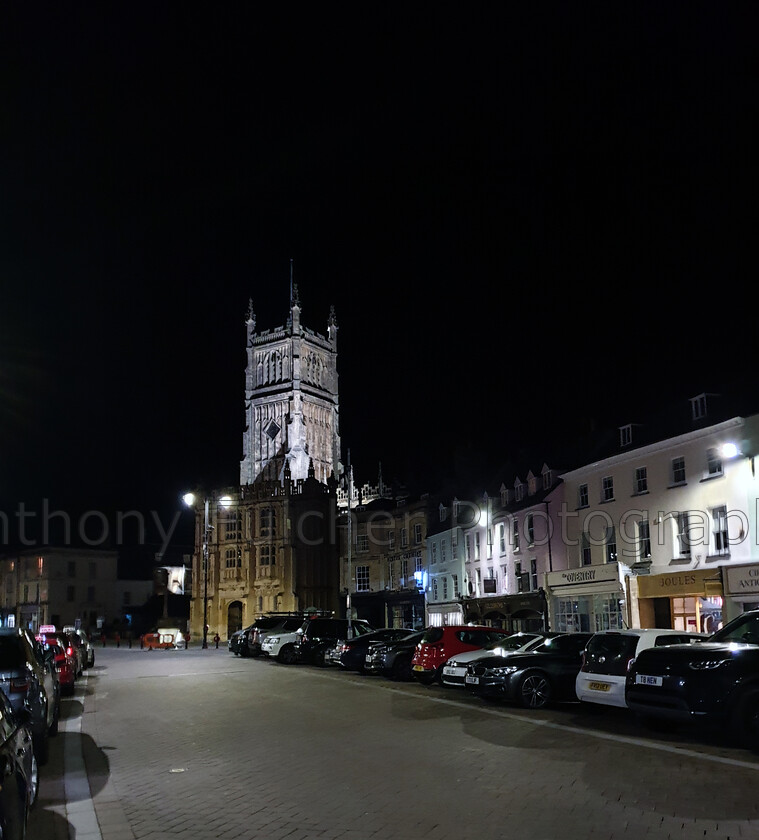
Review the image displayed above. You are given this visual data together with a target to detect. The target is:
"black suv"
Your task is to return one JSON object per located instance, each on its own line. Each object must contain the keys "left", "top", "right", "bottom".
{"left": 239, "top": 615, "right": 306, "bottom": 658}
{"left": 293, "top": 617, "right": 374, "bottom": 666}
{"left": 626, "top": 608, "right": 759, "bottom": 748}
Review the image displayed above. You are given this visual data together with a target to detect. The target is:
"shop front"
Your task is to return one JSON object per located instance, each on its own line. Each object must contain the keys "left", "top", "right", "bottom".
{"left": 463, "top": 590, "right": 548, "bottom": 633}
{"left": 723, "top": 562, "right": 759, "bottom": 623}
{"left": 631, "top": 568, "right": 724, "bottom": 633}
{"left": 545, "top": 563, "right": 625, "bottom": 633}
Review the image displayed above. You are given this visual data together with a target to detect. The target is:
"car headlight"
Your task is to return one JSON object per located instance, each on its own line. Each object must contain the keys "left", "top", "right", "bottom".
{"left": 268, "top": 637, "right": 279, "bottom": 645}
{"left": 688, "top": 659, "right": 730, "bottom": 670}
{"left": 485, "top": 665, "right": 519, "bottom": 677}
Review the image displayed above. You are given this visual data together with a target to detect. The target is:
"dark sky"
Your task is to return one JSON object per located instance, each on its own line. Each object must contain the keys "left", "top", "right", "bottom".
{"left": 1, "top": 5, "right": 757, "bottom": 561}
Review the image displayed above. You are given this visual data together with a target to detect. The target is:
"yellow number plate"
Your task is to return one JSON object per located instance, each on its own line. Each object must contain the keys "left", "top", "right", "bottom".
{"left": 588, "top": 681, "right": 611, "bottom": 691}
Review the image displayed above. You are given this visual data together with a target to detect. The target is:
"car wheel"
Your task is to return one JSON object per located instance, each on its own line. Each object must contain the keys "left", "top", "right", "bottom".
{"left": 391, "top": 656, "right": 412, "bottom": 681}
{"left": 435, "top": 665, "right": 447, "bottom": 686}
{"left": 28, "top": 750, "right": 39, "bottom": 809}
{"left": 48, "top": 702, "right": 60, "bottom": 737}
{"left": 732, "top": 688, "right": 759, "bottom": 750}
{"left": 313, "top": 649, "right": 327, "bottom": 668}
{"left": 240, "top": 645, "right": 250, "bottom": 658}
{"left": 278, "top": 645, "right": 297, "bottom": 665}
{"left": 518, "top": 672, "right": 552, "bottom": 709}
{"left": 33, "top": 730, "right": 50, "bottom": 767}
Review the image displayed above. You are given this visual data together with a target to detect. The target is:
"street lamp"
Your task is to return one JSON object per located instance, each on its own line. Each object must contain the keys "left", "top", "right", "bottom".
{"left": 183, "top": 493, "right": 233, "bottom": 649}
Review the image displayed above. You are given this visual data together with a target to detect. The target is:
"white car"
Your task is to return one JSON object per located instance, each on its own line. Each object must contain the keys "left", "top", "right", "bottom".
{"left": 575, "top": 628, "right": 710, "bottom": 709}
{"left": 260, "top": 630, "right": 301, "bottom": 664}
{"left": 441, "top": 632, "right": 553, "bottom": 687}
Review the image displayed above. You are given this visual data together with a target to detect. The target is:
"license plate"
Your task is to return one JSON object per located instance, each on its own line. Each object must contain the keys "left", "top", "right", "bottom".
{"left": 588, "top": 682, "right": 611, "bottom": 692}
{"left": 465, "top": 674, "right": 479, "bottom": 685}
{"left": 635, "top": 674, "right": 663, "bottom": 687}
{"left": 412, "top": 665, "right": 424, "bottom": 672}
{"left": 443, "top": 666, "right": 465, "bottom": 677}
{"left": 365, "top": 654, "right": 372, "bottom": 663}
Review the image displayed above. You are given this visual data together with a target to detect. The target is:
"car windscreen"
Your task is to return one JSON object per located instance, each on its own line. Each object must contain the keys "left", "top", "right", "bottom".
{"left": 0, "top": 637, "right": 26, "bottom": 669}
{"left": 486, "top": 634, "right": 538, "bottom": 651}
{"left": 710, "top": 613, "right": 759, "bottom": 646}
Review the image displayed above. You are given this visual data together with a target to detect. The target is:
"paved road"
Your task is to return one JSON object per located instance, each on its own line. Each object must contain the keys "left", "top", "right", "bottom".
{"left": 29, "top": 647, "right": 759, "bottom": 840}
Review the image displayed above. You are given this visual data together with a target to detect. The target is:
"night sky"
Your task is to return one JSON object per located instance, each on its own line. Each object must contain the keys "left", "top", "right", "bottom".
{"left": 2, "top": 6, "right": 757, "bottom": 564}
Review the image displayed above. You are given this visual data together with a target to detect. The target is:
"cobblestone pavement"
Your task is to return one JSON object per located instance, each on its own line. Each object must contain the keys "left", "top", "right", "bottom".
{"left": 28, "top": 646, "right": 759, "bottom": 840}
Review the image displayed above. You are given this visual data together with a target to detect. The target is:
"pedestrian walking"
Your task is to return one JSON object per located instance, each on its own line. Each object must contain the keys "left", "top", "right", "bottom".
{"left": 213, "top": 633, "right": 220, "bottom": 649}
{"left": 184, "top": 631, "right": 191, "bottom": 649}
{"left": 115, "top": 631, "right": 121, "bottom": 648}
{"left": 101, "top": 631, "right": 106, "bottom": 647}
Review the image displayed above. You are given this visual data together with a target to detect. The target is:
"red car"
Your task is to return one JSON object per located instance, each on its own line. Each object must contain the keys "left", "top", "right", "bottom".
{"left": 411, "top": 625, "right": 513, "bottom": 685}
{"left": 45, "top": 640, "right": 76, "bottom": 696}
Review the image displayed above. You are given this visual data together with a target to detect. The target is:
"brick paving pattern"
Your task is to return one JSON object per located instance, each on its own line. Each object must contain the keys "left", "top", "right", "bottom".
{"left": 29, "top": 647, "right": 759, "bottom": 840}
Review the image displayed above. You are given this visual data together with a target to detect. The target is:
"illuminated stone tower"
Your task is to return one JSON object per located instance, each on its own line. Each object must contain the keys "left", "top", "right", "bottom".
{"left": 240, "top": 285, "right": 341, "bottom": 486}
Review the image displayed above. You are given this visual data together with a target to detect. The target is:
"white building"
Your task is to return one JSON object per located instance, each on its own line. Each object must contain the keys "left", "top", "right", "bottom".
{"left": 552, "top": 394, "right": 759, "bottom": 632}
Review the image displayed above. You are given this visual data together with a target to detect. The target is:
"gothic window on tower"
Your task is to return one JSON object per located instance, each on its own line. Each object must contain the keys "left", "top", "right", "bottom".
{"left": 260, "top": 545, "right": 275, "bottom": 566}
{"left": 260, "top": 508, "right": 276, "bottom": 537}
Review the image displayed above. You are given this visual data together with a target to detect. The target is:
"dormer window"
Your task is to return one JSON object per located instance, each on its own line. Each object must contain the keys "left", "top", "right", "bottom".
{"left": 500, "top": 484, "right": 509, "bottom": 506}
{"left": 691, "top": 394, "right": 707, "bottom": 421}
{"left": 619, "top": 425, "right": 632, "bottom": 447}
{"left": 542, "top": 466, "right": 552, "bottom": 490}
{"left": 439, "top": 503, "right": 447, "bottom": 522}
{"left": 514, "top": 480, "right": 524, "bottom": 502}
{"left": 527, "top": 472, "right": 537, "bottom": 495}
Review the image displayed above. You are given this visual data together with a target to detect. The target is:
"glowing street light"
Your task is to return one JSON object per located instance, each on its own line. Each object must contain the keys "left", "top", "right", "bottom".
{"left": 183, "top": 493, "right": 211, "bottom": 649}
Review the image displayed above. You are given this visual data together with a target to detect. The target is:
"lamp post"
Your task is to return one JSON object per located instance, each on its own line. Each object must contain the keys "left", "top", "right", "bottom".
{"left": 183, "top": 493, "right": 233, "bottom": 650}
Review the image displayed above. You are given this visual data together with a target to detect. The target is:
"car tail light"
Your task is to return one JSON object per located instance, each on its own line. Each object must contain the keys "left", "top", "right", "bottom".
{"left": 67, "top": 646, "right": 74, "bottom": 657}
{"left": 9, "top": 677, "right": 29, "bottom": 693}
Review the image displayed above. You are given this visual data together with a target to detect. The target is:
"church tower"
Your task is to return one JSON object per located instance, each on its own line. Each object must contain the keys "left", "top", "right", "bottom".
{"left": 240, "top": 284, "right": 341, "bottom": 486}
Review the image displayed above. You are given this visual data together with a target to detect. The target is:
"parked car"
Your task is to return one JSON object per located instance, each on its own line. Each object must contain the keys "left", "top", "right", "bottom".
{"left": 63, "top": 626, "right": 95, "bottom": 668}
{"left": 576, "top": 628, "right": 709, "bottom": 709}
{"left": 411, "top": 625, "right": 513, "bottom": 685}
{"left": 364, "top": 630, "right": 426, "bottom": 680}
{"left": 37, "top": 630, "right": 81, "bottom": 682}
{"left": 228, "top": 625, "right": 250, "bottom": 654}
{"left": 441, "top": 631, "right": 558, "bottom": 687}
{"left": 626, "top": 608, "right": 759, "bottom": 748}
{"left": 38, "top": 639, "right": 76, "bottom": 697}
{"left": 293, "top": 617, "right": 374, "bottom": 666}
{"left": 0, "top": 628, "right": 59, "bottom": 765}
{"left": 465, "top": 632, "right": 594, "bottom": 708}
{"left": 0, "top": 687, "right": 38, "bottom": 837}
{"left": 240, "top": 616, "right": 305, "bottom": 658}
{"left": 260, "top": 629, "right": 302, "bottom": 664}
{"left": 329, "top": 628, "right": 416, "bottom": 672}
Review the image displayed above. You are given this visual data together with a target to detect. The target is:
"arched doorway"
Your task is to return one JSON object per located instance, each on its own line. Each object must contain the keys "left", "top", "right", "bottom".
{"left": 227, "top": 601, "right": 243, "bottom": 638}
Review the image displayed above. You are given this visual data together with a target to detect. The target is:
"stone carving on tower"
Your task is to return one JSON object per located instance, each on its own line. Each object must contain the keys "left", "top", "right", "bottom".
{"left": 240, "top": 283, "right": 341, "bottom": 486}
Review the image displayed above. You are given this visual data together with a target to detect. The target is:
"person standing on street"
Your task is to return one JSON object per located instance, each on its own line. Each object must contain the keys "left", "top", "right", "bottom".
{"left": 184, "top": 631, "right": 191, "bottom": 649}
{"left": 213, "top": 632, "right": 221, "bottom": 649}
